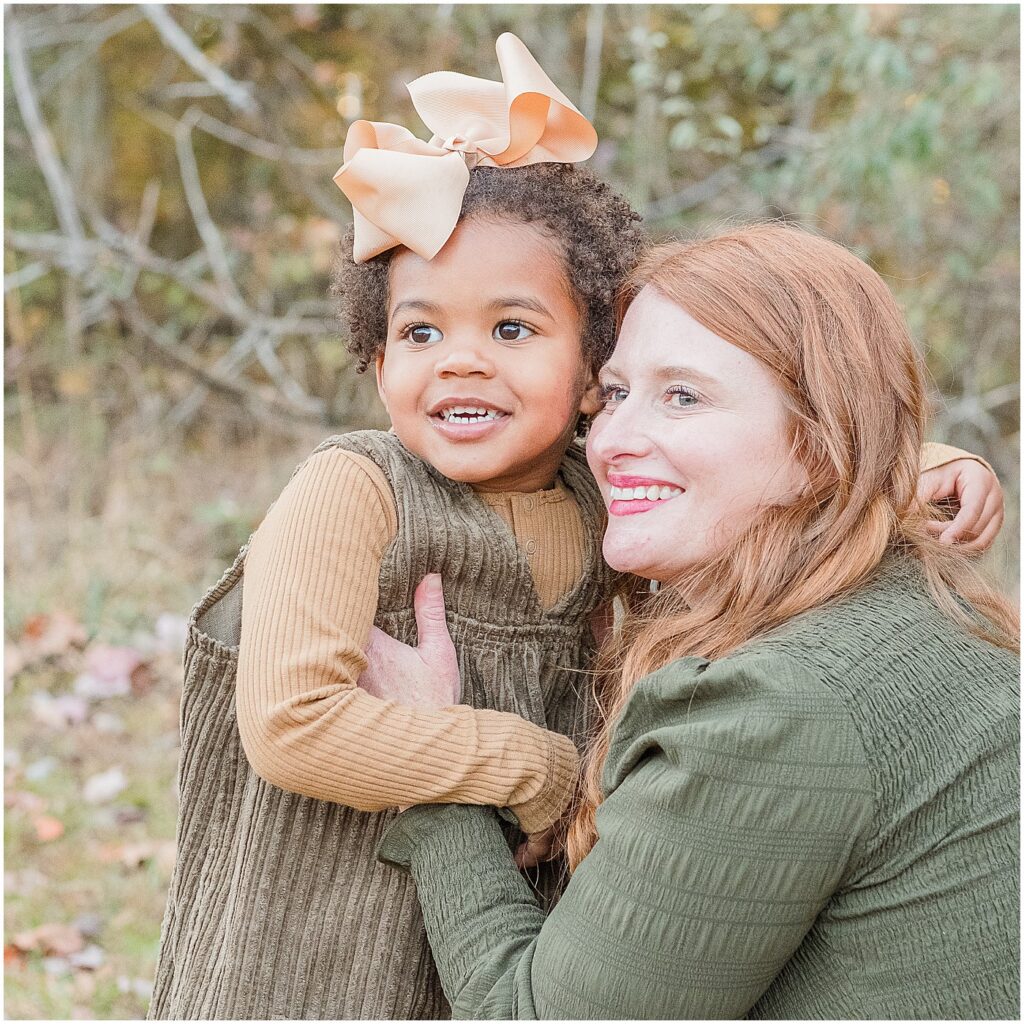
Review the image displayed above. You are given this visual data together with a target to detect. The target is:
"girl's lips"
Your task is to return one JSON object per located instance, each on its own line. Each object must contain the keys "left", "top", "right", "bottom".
{"left": 430, "top": 413, "right": 511, "bottom": 442}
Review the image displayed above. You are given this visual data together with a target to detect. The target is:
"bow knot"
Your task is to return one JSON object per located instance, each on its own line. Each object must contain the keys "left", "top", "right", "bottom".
{"left": 437, "top": 135, "right": 482, "bottom": 167}
{"left": 334, "top": 33, "right": 597, "bottom": 263}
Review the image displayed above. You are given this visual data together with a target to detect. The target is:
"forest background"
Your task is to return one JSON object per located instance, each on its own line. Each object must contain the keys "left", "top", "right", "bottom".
{"left": 4, "top": 4, "right": 1020, "bottom": 1019}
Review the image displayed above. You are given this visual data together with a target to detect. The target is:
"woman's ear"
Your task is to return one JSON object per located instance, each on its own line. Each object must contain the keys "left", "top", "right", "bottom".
{"left": 578, "top": 379, "right": 603, "bottom": 416}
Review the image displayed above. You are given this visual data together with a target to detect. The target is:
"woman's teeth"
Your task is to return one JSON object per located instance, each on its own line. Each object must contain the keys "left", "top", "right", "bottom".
{"left": 609, "top": 484, "right": 683, "bottom": 502}
{"left": 439, "top": 406, "right": 503, "bottom": 423}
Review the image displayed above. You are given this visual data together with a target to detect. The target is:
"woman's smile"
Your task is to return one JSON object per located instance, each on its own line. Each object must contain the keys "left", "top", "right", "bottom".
{"left": 607, "top": 473, "right": 685, "bottom": 516}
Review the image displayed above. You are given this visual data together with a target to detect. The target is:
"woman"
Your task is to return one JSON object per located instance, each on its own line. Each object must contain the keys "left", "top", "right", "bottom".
{"left": 364, "top": 224, "right": 1019, "bottom": 1019}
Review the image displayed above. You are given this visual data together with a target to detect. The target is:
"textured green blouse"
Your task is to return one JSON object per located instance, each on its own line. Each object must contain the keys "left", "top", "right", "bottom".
{"left": 379, "top": 557, "right": 1019, "bottom": 1019}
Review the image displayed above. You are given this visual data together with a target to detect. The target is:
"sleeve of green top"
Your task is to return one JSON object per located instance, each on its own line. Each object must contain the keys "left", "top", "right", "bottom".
{"left": 378, "top": 651, "right": 875, "bottom": 1020}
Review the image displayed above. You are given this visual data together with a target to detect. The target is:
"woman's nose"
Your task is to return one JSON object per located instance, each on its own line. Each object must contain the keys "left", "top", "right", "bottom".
{"left": 434, "top": 337, "right": 494, "bottom": 378}
{"left": 586, "top": 397, "right": 654, "bottom": 464}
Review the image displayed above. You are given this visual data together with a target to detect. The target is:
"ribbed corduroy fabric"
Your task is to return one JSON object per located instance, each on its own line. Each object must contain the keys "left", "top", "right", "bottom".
{"left": 148, "top": 431, "right": 618, "bottom": 1021}
{"left": 380, "top": 556, "right": 1020, "bottom": 1020}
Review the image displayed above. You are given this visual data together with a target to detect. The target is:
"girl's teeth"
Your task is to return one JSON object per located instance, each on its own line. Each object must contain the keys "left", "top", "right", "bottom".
{"left": 442, "top": 407, "right": 500, "bottom": 423}
{"left": 608, "top": 484, "right": 683, "bottom": 502}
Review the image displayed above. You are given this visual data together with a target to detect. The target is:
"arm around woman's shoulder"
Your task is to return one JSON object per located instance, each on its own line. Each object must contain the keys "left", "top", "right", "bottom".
{"left": 380, "top": 649, "right": 876, "bottom": 1019}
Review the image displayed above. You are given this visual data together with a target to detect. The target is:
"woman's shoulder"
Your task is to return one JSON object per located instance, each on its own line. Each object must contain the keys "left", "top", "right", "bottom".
{"left": 756, "top": 554, "right": 1018, "bottom": 685}
{"left": 602, "top": 647, "right": 870, "bottom": 800}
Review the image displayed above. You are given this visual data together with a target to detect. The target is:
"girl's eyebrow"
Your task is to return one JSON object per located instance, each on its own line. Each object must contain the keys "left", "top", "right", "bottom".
{"left": 486, "top": 296, "right": 552, "bottom": 318}
{"left": 389, "top": 299, "right": 442, "bottom": 324}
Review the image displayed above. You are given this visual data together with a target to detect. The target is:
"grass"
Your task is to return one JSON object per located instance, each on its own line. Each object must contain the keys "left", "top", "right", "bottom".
{"left": 3, "top": 393, "right": 360, "bottom": 1019}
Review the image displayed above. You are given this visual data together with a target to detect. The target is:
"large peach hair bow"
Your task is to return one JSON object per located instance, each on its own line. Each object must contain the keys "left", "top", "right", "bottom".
{"left": 333, "top": 33, "right": 598, "bottom": 264}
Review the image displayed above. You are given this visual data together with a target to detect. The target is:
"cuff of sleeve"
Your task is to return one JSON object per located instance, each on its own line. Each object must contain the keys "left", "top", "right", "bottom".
{"left": 508, "top": 730, "right": 580, "bottom": 835}
{"left": 922, "top": 441, "right": 994, "bottom": 475}
{"left": 377, "top": 803, "right": 503, "bottom": 872}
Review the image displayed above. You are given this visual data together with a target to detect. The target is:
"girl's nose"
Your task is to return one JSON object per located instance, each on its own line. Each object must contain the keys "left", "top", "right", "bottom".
{"left": 433, "top": 337, "right": 495, "bottom": 378}
{"left": 586, "top": 396, "right": 654, "bottom": 465}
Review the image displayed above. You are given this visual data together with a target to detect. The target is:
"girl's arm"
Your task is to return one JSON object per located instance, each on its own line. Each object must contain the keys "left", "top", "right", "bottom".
{"left": 236, "top": 447, "right": 578, "bottom": 834}
{"left": 378, "top": 652, "right": 874, "bottom": 1019}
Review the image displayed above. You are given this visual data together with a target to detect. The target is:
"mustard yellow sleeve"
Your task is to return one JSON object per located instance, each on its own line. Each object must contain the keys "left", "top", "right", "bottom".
{"left": 921, "top": 441, "right": 994, "bottom": 475}
{"left": 236, "top": 446, "right": 578, "bottom": 833}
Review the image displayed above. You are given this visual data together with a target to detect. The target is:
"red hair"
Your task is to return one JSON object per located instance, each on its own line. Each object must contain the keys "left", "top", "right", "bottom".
{"left": 566, "top": 223, "right": 1018, "bottom": 870}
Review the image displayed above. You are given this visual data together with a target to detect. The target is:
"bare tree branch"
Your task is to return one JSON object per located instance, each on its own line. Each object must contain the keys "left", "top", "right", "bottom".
{"left": 175, "top": 106, "right": 250, "bottom": 318}
{"left": 5, "top": 13, "right": 86, "bottom": 248}
{"left": 144, "top": 4, "right": 257, "bottom": 115}
{"left": 580, "top": 6, "right": 604, "bottom": 122}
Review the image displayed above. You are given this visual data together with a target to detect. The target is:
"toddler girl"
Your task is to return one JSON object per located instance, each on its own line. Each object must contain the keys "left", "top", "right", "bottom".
{"left": 149, "top": 34, "right": 1000, "bottom": 1021}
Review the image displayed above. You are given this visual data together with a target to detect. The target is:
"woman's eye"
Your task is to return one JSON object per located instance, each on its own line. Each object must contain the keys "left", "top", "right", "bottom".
{"left": 597, "top": 384, "right": 628, "bottom": 408}
{"left": 405, "top": 324, "right": 443, "bottom": 345}
{"left": 493, "top": 320, "right": 534, "bottom": 343}
{"left": 667, "top": 386, "right": 699, "bottom": 408}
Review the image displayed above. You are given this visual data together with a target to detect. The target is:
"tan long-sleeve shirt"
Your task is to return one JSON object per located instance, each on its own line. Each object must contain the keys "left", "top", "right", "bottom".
{"left": 236, "top": 440, "right": 988, "bottom": 833}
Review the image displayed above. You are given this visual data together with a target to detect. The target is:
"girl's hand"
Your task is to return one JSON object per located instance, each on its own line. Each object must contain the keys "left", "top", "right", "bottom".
{"left": 514, "top": 825, "right": 559, "bottom": 870}
{"left": 917, "top": 458, "right": 1005, "bottom": 552}
{"left": 359, "top": 574, "right": 461, "bottom": 709}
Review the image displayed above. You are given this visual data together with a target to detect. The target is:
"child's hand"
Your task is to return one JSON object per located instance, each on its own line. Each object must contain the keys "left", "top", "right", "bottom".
{"left": 514, "top": 826, "right": 559, "bottom": 870}
{"left": 359, "top": 575, "right": 461, "bottom": 709}
{"left": 917, "top": 458, "right": 1005, "bottom": 552}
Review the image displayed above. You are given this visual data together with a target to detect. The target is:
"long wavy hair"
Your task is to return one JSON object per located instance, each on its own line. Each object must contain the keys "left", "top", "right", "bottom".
{"left": 565, "top": 222, "right": 1019, "bottom": 870}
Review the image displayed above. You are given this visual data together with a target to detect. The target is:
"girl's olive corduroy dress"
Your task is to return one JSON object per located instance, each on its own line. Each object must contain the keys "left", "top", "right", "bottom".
{"left": 148, "top": 431, "right": 617, "bottom": 1020}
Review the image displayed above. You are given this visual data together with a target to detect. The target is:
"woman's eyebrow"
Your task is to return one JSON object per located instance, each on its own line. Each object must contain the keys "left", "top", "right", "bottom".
{"left": 389, "top": 299, "right": 442, "bottom": 324}
{"left": 485, "top": 296, "right": 553, "bottom": 318}
{"left": 656, "top": 364, "right": 721, "bottom": 390}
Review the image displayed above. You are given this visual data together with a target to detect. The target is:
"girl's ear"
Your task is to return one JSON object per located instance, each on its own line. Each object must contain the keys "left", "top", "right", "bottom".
{"left": 374, "top": 351, "right": 389, "bottom": 411}
{"left": 578, "top": 379, "right": 603, "bottom": 416}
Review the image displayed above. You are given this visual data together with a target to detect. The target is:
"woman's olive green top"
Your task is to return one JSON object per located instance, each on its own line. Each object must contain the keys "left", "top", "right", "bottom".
{"left": 380, "top": 556, "right": 1019, "bottom": 1019}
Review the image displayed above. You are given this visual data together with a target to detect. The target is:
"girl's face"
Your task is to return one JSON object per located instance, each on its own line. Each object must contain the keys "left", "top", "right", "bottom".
{"left": 586, "top": 286, "right": 807, "bottom": 582}
{"left": 378, "top": 217, "right": 596, "bottom": 492}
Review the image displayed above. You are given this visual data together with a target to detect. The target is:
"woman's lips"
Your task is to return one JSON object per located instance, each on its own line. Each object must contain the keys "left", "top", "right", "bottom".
{"left": 607, "top": 477, "right": 684, "bottom": 516}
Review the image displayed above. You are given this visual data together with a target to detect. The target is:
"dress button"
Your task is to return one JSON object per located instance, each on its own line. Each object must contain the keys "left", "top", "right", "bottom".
{"left": 526, "top": 540, "right": 537, "bottom": 555}
{"left": 523, "top": 497, "right": 535, "bottom": 512}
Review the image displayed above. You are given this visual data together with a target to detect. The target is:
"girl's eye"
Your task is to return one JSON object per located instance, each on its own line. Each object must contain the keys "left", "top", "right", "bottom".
{"left": 597, "top": 383, "right": 628, "bottom": 408}
{"left": 667, "top": 386, "right": 699, "bottom": 408}
{"left": 493, "top": 320, "right": 534, "bottom": 343}
{"left": 404, "top": 324, "right": 443, "bottom": 345}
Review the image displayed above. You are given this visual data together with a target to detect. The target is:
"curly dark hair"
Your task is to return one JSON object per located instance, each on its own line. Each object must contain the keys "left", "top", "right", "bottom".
{"left": 332, "top": 163, "right": 645, "bottom": 375}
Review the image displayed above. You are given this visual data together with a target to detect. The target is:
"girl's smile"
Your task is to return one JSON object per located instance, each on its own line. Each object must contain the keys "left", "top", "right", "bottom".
{"left": 377, "top": 218, "right": 597, "bottom": 493}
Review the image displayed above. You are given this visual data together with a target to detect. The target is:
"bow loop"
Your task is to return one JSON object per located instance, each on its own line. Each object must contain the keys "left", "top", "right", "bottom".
{"left": 334, "top": 33, "right": 597, "bottom": 263}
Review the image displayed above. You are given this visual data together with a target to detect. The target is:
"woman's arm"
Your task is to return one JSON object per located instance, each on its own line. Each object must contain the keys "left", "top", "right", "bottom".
{"left": 379, "top": 652, "right": 875, "bottom": 1019}
{"left": 236, "top": 447, "right": 578, "bottom": 834}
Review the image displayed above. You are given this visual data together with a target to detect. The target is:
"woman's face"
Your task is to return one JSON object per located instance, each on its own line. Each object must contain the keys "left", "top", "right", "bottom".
{"left": 586, "top": 285, "right": 807, "bottom": 582}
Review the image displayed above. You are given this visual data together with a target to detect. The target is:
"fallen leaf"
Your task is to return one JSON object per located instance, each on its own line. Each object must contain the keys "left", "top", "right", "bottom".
{"left": 68, "top": 943, "right": 105, "bottom": 970}
{"left": 30, "top": 691, "right": 89, "bottom": 729}
{"left": 98, "top": 839, "right": 175, "bottom": 872}
{"left": 5, "top": 642, "right": 26, "bottom": 683}
{"left": 33, "top": 814, "right": 65, "bottom": 842}
{"left": 25, "top": 756, "right": 58, "bottom": 782}
{"left": 153, "top": 613, "right": 189, "bottom": 653}
{"left": 91, "top": 712, "right": 125, "bottom": 734}
{"left": 117, "top": 975, "right": 154, "bottom": 999}
{"left": 20, "top": 612, "right": 88, "bottom": 663}
{"left": 12, "top": 922, "right": 85, "bottom": 957}
{"left": 72, "top": 913, "right": 103, "bottom": 939}
{"left": 72, "top": 673, "right": 130, "bottom": 701}
{"left": 129, "top": 660, "right": 156, "bottom": 695}
{"left": 83, "top": 767, "right": 127, "bottom": 804}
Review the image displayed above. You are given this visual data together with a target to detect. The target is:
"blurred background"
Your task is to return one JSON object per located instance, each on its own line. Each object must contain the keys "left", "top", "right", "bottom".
{"left": 4, "top": 4, "right": 1019, "bottom": 1017}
